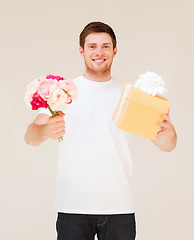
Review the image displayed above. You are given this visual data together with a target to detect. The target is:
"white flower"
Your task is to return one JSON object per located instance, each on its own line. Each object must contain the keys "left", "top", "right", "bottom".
{"left": 47, "top": 89, "right": 67, "bottom": 111}
{"left": 134, "top": 71, "right": 167, "bottom": 96}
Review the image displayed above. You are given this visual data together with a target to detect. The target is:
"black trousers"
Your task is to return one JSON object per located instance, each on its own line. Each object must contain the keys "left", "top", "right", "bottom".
{"left": 56, "top": 212, "right": 136, "bottom": 240}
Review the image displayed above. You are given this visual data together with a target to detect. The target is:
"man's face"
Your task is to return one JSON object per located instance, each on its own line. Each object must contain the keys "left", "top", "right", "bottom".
{"left": 79, "top": 32, "right": 117, "bottom": 75}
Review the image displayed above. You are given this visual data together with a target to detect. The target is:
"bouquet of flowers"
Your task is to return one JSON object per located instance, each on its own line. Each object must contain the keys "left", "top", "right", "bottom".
{"left": 24, "top": 74, "right": 78, "bottom": 141}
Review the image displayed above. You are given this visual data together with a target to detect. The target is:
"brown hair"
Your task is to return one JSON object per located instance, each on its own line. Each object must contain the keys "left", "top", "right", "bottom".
{"left": 79, "top": 21, "right": 117, "bottom": 49}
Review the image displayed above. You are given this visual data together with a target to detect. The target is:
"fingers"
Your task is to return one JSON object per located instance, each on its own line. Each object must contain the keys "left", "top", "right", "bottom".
{"left": 51, "top": 127, "right": 66, "bottom": 139}
{"left": 56, "top": 130, "right": 65, "bottom": 138}
{"left": 157, "top": 111, "right": 175, "bottom": 137}
{"left": 156, "top": 130, "right": 165, "bottom": 136}
{"left": 54, "top": 130, "right": 65, "bottom": 139}
{"left": 50, "top": 114, "right": 65, "bottom": 123}
{"left": 54, "top": 125, "right": 66, "bottom": 133}
{"left": 51, "top": 120, "right": 65, "bottom": 131}
{"left": 161, "top": 110, "right": 171, "bottom": 122}
{"left": 47, "top": 113, "right": 66, "bottom": 139}
{"left": 157, "top": 117, "right": 173, "bottom": 135}
{"left": 50, "top": 131, "right": 65, "bottom": 140}
{"left": 162, "top": 114, "right": 171, "bottom": 123}
{"left": 58, "top": 111, "right": 65, "bottom": 116}
{"left": 158, "top": 122, "right": 169, "bottom": 128}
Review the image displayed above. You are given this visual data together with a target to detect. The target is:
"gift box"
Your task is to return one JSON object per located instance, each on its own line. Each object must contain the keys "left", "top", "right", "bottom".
{"left": 112, "top": 82, "right": 171, "bottom": 140}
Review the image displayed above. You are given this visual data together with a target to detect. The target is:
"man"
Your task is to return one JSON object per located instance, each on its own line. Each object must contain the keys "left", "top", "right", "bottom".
{"left": 25, "top": 22, "right": 177, "bottom": 240}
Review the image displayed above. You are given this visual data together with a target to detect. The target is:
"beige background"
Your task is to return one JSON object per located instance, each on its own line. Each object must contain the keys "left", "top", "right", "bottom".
{"left": 1, "top": 0, "right": 194, "bottom": 239}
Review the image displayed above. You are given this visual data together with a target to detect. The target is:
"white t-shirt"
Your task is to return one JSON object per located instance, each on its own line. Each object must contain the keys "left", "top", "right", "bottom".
{"left": 39, "top": 75, "right": 135, "bottom": 214}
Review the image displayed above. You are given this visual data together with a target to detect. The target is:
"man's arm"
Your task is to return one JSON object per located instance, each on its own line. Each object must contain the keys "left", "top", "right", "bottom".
{"left": 152, "top": 112, "right": 177, "bottom": 152}
{"left": 24, "top": 111, "right": 65, "bottom": 146}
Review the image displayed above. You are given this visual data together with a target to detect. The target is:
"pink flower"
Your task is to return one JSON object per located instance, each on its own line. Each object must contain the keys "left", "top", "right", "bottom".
{"left": 46, "top": 74, "right": 64, "bottom": 81}
{"left": 38, "top": 79, "right": 59, "bottom": 100}
{"left": 30, "top": 92, "right": 48, "bottom": 110}
{"left": 60, "top": 79, "right": 78, "bottom": 100}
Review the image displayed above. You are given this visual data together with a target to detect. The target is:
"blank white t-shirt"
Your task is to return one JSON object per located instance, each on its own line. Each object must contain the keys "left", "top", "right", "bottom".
{"left": 39, "top": 75, "right": 135, "bottom": 214}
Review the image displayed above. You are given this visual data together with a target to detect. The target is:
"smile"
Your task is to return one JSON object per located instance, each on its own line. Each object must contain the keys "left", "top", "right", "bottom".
{"left": 92, "top": 59, "right": 106, "bottom": 63}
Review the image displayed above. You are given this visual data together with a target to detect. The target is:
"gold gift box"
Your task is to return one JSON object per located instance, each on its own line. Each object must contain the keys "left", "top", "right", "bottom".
{"left": 112, "top": 82, "right": 171, "bottom": 140}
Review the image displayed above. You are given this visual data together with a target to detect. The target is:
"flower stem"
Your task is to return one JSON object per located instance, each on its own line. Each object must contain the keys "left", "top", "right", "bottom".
{"left": 48, "top": 105, "right": 58, "bottom": 116}
{"left": 48, "top": 105, "right": 63, "bottom": 142}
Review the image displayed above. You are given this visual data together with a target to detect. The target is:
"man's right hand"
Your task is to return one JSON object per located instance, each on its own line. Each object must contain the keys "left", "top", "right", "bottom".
{"left": 25, "top": 111, "right": 66, "bottom": 146}
{"left": 45, "top": 111, "right": 66, "bottom": 140}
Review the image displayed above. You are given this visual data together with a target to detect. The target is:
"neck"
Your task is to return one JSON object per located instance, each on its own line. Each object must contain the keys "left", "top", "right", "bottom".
{"left": 83, "top": 68, "right": 112, "bottom": 82}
